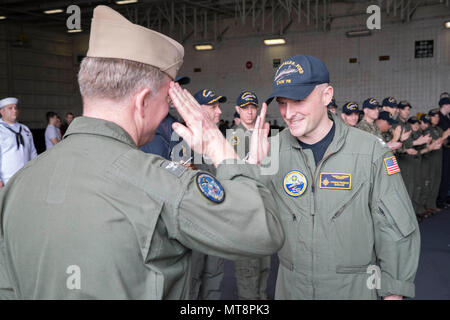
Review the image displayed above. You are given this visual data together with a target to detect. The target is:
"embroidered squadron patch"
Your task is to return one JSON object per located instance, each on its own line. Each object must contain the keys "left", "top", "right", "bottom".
{"left": 230, "top": 135, "right": 240, "bottom": 146}
{"left": 196, "top": 172, "right": 225, "bottom": 203}
{"left": 384, "top": 156, "right": 400, "bottom": 175}
{"left": 283, "top": 170, "right": 308, "bottom": 197}
{"left": 319, "top": 173, "right": 352, "bottom": 190}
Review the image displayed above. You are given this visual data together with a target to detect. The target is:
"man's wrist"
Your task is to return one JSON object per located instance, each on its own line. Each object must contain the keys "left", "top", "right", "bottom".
{"left": 209, "top": 143, "right": 239, "bottom": 167}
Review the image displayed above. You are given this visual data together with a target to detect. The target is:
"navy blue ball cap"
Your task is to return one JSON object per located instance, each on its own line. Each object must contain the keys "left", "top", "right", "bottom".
{"left": 174, "top": 76, "right": 190, "bottom": 85}
{"left": 266, "top": 55, "right": 330, "bottom": 104}
{"left": 342, "top": 101, "right": 360, "bottom": 115}
{"left": 327, "top": 97, "right": 337, "bottom": 109}
{"left": 398, "top": 100, "right": 412, "bottom": 109}
{"left": 419, "top": 114, "right": 430, "bottom": 123}
{"left": 428, "top": 108, "right": 440, "bottom": 116}
{"left": 439, "top": 97, "right": 450, "bottom": 107}
{"left": 236, "top": 91, "right": 259, "bottom": 108}
{"left": 382, "top": 97, "right": 398, "bottom": 108}
{"left": 193, "top": 89, "right": 227, "bottom": 105}
{"left": 378, "top": 111, "right": 397, "bottom": 125}
{"left": 363, "top": 98, "right": 380, "bottom": 109}
{"left": 407, "top": 116, "right": 419, "bottom": 124}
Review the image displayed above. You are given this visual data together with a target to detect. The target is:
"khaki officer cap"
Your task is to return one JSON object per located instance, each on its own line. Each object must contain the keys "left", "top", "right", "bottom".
{"left": 87, "top": 5, "right": 184, "bottom": 79}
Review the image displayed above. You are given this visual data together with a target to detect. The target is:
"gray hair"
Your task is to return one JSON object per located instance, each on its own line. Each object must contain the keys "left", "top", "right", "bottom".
{"left": 78, "top": 57, "right": 167, "bottom": 102}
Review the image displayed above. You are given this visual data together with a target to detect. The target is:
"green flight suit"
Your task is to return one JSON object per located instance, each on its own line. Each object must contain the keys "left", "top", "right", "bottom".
{"left": 227, "top": 123, "right": 272, "bottom": 300}
{"left": 261, "top": 113, "right": 420, "bottom": 299}
{"left": 179, "top": 145, "right": 225, "bottom": 300}
{"left": 410, "top": 129, "right": 427, "bottom": 214}
{"left": 394, "top": 120, "right": 419, "bottom": 212}
{"left": 419, "top": 128, "right": 433, "bottom": 211}
{"left": 0, "top": 116, "right": 285, "bottom": 299}
{"left": 425, "top": 125, "right": 443, "bottom": 209}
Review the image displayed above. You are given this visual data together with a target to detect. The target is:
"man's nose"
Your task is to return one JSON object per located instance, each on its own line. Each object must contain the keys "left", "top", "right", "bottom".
{"left": 285, "top": 103, "right": 295, "bottom": 119}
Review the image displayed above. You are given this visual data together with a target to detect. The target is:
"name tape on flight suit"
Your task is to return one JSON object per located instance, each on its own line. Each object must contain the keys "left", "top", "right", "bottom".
{"left": 319, "top": 173, "right": 352, "bottom": 190}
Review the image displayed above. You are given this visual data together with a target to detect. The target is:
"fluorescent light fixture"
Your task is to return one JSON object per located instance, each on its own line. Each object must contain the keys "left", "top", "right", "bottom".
{"left": 0, "top": 16, "right": 6, "bottom": 20}
{"left": 194, "top": 44, "right": 214, "bottom": 51}
{"left": 44, "top": 9, "right": 63, "bottom": 14}
{"left": 67, "top": 29, "right": 83, "bottom": 33}
{"left": 116, "top": 0, "right": 138, "bottom": 4}
{"left": 346, "top": 30, "right": 372, "bottom": 37}
{"left": 264, "top": 38, "right": 286, "bottom": 46}
{"left": 445, "top": 21, "right": 450, "bottom": 29}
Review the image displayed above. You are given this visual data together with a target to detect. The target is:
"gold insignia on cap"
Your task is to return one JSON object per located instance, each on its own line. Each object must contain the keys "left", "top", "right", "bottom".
{"left": 87, "top": 6, "right": 184, "bottom": 79}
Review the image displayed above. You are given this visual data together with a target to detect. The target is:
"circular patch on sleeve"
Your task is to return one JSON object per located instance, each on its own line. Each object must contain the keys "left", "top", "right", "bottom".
{"left": 230, "top": 135, "right": 240, "bottom": 146}
{"left": 196, "top": 172, "right": 225, "bottom": 203}
{"left": 283, "top": 170, "right": 308, "bottom": 197}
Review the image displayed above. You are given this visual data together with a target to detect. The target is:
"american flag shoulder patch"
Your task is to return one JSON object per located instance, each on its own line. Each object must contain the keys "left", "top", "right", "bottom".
{"left": 384, "top": 156, "right": 400, "bottom": 175}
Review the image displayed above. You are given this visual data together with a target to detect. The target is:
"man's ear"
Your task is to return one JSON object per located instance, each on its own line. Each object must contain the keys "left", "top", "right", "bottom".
{"left": 235, "top": 106, "right": 241, "bottom": 114}
{"left": 135, "top": 88, "right": 151, "bottom": 119}
{"left": 340, "top": 113, "right": 345, "bottom": 121}
{"left": 323, "top": 85, "right": 333, "bottom": 107}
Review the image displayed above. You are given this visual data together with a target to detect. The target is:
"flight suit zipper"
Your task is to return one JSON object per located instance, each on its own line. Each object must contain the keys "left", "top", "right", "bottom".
{"left": 298, "top": 149, "right": 334, "bottom": 300}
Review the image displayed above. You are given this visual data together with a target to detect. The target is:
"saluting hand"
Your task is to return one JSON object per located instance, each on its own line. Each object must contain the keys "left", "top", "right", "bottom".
{"left": 168, "top": 82, "right": 238, "bottom": 167}
{"left": 247, "top": 103, "right": 270, "bottom": 165}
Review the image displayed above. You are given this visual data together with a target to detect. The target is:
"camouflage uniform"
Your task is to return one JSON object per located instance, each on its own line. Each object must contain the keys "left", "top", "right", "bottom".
{"left": 356, "top": 119, "right": 383, "bottom": 140}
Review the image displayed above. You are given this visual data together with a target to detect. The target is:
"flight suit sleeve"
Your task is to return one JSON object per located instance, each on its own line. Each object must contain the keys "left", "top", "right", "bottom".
{"left": 370, "top": 142, "right": 420, "bottom": 298}
{"left": 166, "top": 161, "right": 285, "bottom": 260}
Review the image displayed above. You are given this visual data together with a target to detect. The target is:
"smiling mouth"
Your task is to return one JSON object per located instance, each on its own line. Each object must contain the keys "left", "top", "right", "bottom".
{"left": 289, "top": 119, "right": 304, "bottom": 126}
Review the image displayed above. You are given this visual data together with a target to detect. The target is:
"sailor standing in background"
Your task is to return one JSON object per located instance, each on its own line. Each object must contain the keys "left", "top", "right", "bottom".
{"left": 0, "top": 97, "right": 37, "bottom": 187}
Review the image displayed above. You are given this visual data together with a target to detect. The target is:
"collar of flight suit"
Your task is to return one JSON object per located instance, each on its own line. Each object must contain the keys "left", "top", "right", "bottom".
{"left": 286, "top": 111, "right": 348, "bottom": 156}
{"left": 64, "top": 116, "right": 137, "bottom": 149}
{"left": 236, "top": 122, "right": 254, "bottom": 134}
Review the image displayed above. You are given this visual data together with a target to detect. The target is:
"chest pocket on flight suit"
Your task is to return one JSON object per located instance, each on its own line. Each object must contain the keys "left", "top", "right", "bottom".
{"left": 329, "top": 181, "right": 374, "bottom": 271}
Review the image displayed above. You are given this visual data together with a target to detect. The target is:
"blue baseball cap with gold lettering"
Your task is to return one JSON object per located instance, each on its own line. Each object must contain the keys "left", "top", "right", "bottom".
{"left": 363, "top": 98, "right": 380, "bottom": 109}
{"left": 382, "top": 97, "right": 398, "bottom": 108}
{"left": 266, "top": 55, "right": 330, "bottom": 104}
{"left": 236, "top": 91, "right": 259, "bottom": 108}
{"left": 193, "top": 89, "right": 227, "bottom": 105}
{"left": 342, "top": 101, "right": 360, "bottom": 115}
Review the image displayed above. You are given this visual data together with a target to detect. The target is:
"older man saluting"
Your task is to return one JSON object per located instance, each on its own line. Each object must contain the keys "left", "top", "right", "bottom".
{"left": 0, "top": 6, "right": 284, "bottom": 300}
